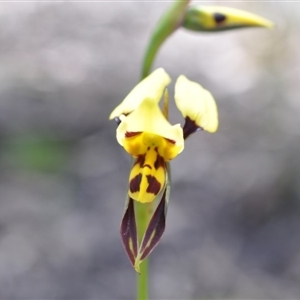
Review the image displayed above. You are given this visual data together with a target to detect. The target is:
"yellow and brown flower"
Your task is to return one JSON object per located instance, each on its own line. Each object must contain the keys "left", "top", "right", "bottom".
{"left": 110, "top": 68, "right": 218, "bottom": 270}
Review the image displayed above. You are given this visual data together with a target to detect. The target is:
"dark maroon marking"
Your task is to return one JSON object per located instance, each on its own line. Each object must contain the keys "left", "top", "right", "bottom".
{"left": 143, "top": 164, "right": 152, "bottom": 169}
{"left": 213, "top": 12, "right": 226, "bottom": 25}
{"left": 134, "top": 155, "right": 145, "bottom": 167}
{"left": 164, "top": 138, "right": 175, "bottom": 144}
{"left": 135, "top": 156, "right": 152, "bottom": 169}
{"left": 147, "top": 146, "right": 150, "bottom": 150}
{"left": 130, "top": 173, "right": 142, "bottom": 193}
{"left": 154, "top": 147, "right": 158, "bottom": 152}
{"left": 146, "top": 175, "right": 161, "bottom": 195}
{"left": 183, "top": 116, "right": 203, "bottom": 140}
{"left": 154, "top": 154, "right": 165, "bottom": 170}
{"left": 125, "top": 131, "right": 142, "bottom": 138}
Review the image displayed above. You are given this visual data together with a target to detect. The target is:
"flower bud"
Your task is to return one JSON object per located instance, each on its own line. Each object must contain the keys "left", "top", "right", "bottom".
{"left": 183, "top": 5, "right": 274, "bottom": 32}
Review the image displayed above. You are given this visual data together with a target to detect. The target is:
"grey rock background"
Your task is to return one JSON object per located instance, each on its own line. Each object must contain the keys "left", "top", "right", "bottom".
{"left": 0, "top": 1, "right": 299, "bottom": 299}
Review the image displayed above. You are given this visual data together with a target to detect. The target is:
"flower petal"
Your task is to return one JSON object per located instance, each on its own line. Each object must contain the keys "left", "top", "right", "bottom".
{"left": 109, "top": 68, "right": 171, "bottom": 120}
{"left": 117, "top": 98, "right": 184, "bottom": 156}
{"left": 175, "top": 75, "right": 218, "bottom": 133}
{"left": 129, "top": 153, "right": 166, "bottom": 203}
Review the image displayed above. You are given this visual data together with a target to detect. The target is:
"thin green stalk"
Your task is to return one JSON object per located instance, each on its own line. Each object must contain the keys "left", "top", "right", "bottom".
{"left": 137, "top": 254, "right": 148, "bottom": 300}
{"left": 136, "top": 202, "right": 153, "bottom": 300}
{"left": 141, "top": 0, "right": 190, "bottom": 79}
{"left": 136, "top": 54, "right": 171, "bottom": 300}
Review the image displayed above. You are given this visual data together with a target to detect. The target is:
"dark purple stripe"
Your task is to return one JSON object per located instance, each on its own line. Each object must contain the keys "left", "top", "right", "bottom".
{"left": 120, "top": 197, "right": 138, "bottom": 266}
{"left": 125, "top": 131, "right": 142, "bottom": 138}
{"left": 139, "top": 190, "right": 167, "bottom": 260}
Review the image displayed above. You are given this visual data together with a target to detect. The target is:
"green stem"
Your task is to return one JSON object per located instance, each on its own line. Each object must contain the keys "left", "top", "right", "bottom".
{"left": 137, "top": 257, "right": 148, "bottom": 300}
{"left": 141, "top": 0, "right": 190, "bottom": 79}
{"left": 135, "top": 201, "right": 153, "bottom": 300}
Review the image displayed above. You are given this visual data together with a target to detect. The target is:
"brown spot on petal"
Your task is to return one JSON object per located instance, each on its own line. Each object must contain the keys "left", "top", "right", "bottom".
{"left": 143, "top": 164, "right": 152, "bottom": 170}
{"left": 130, "top": 173, "right": 142, "bottom": 193}
{"left": 134, "top": 155, "right": 145, "bottom": 167}
{"left": 146, "top": 175, "right": 161, "bottom": 195}
{"left": 135, "top": 154, "right": 152, "bottom": 170}
{"left": 125, "top": 131, "right": 142, "bottom": 138}
{"left": 154, "top": 154, "right": 165, "bottom": 170}
{"left": 164, "top": 138, "right": 175, "bottom": 144}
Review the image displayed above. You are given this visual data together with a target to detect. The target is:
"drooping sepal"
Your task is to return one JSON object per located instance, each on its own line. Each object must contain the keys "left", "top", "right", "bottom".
{"left": 140, "top": 189, "right": 166, "bottom": 260}
{"left": 120, "top": 196, "right": 138, "bottom": 267}
{"left": 182, "top": 5, "right": 274, "bottom": 32}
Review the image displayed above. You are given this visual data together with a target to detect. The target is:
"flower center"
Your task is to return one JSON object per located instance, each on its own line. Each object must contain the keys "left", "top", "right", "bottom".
{"left": 142, "top": 133, "right": 163, "bottom": 148}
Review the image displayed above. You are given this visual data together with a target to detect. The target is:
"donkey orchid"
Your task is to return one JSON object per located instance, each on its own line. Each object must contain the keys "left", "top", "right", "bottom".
{"left": 109, "top": 68, "right": 218, "bottom": 271}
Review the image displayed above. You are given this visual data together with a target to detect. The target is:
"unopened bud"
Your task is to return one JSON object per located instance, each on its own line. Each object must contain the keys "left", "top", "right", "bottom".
{"left": 183, "top": 6, "right": 274, "bottom": 32}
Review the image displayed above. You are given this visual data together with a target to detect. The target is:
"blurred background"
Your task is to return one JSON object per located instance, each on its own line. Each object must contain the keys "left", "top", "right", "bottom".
{"left": 0, "top": 1, "right": 299, "bottom": 299}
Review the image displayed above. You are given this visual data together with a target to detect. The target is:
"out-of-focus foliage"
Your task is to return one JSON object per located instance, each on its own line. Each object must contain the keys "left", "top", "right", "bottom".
{"left": 2, "top": 134, "right": 71, "bottom": 172}
{"left": 0, "top": 2, "right": 299, "bottom": 299}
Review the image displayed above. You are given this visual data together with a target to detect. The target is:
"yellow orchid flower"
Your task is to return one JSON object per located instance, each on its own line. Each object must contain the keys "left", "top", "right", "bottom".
{"left": 110, "top": 68, "right": 219, "bottom": 269}
{"left": 110, "top": 68, "right": 179, "bottom": 204}
{"left": 111, "top": 68, "right": 219, "bottom": 203}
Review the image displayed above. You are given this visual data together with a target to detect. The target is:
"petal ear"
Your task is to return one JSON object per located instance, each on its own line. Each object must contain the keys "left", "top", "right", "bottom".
{"left": 109, "top": 68, "right": 171, "bottom": 120}
{"left": 175, "top": 75, "right": 218, "bottom": 138}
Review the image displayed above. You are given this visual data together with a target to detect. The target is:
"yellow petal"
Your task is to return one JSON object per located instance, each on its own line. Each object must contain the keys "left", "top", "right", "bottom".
{"left": 117, "top": 98, "right": 184, "bottom": 156}
{"left": 183, "top": 5, "right": 274, "bottom": 32}
{"left": 128, "top": 150, "right": 166, "bottom": 203}
{"left": 175, "top": 75, "right": 218, "bottom": 133}
{"left": 109, "top": 68, "right": 171, "bottom": 120}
